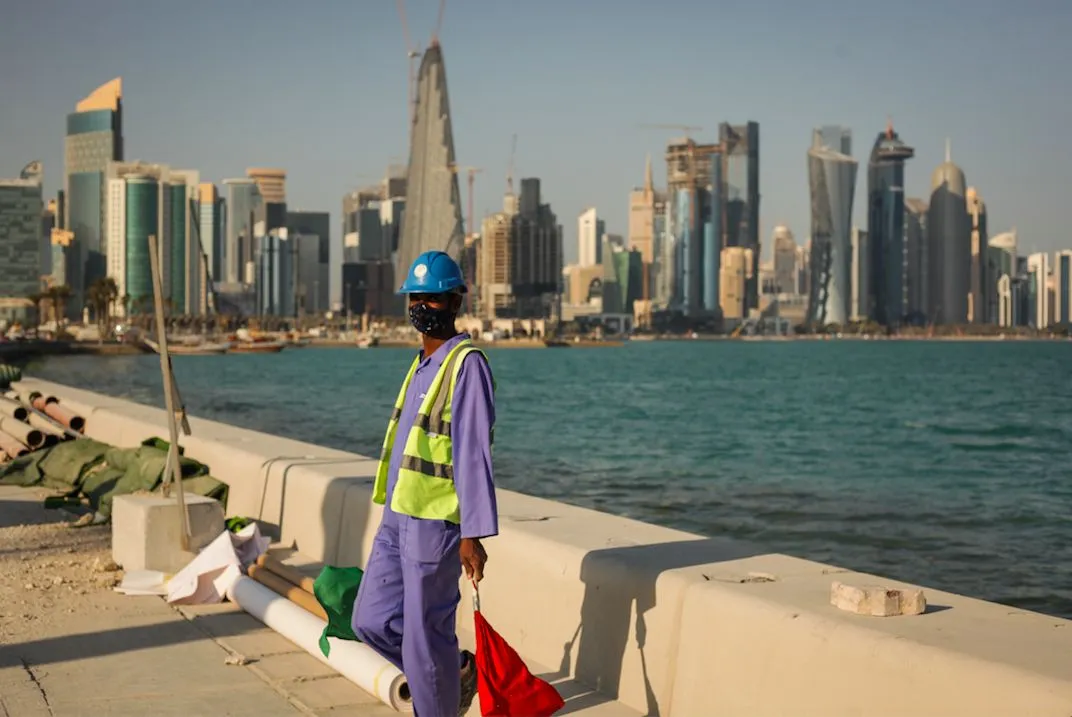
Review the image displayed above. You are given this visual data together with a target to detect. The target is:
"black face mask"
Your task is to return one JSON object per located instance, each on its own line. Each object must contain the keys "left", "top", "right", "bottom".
{"left": 409, "top": 302, "right": 455, "bottom": 338}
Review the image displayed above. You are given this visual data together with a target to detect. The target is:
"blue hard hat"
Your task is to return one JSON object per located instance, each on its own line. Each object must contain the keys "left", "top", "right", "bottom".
{"left": 397, "top": 250, "right": 468, "bottom": 295}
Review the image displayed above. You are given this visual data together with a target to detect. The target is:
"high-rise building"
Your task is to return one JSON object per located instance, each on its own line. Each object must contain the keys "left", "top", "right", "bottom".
{"left": 287, "top": 210, "right": 331, "bottom": 314}
{"left": 105, "top": 163, "right": 178, "bottom": 316}
{"left": 196, "top": 184, "right": 225, "bottom": 286}
{"left": 927, "top": 142, "right": 970, "bottom": 324}
{"left": 104, "top": 162, "right": 205, "bottom": 316}
{"left": 851, "top": 227, "right": 870, "bottom": 321}
{"left": 987, "top": 230, "right": 1017, "bottom": 324}
{"left": 40, "top": 198, "right": 56, "bottom": 279}
{"left": 816, "top": 125, "right": 852, "bottom": 156}
{"left": 65, "top": 78, "right": 123, "bottom": 315}
{"left": 719, "top": 246, "right": 753, "bottom": 321}
{"left": 664, "top": 138, "right": 720, "bottom": 312}
{"left": 223, "top": 179, "right": 262, "bottom": 284}
{"left": 771, "top": 225, "right": 797, "bottom": 294}
{"left": 167, "top": 169, "right": 203, "bottom": 314}
{"left": 256, "top": 230, "right": 295, "bottom": 317}
{"left": 720, "top": 121, "right": 760, "bottom": 311}
{"left": 1026, "top": 252, "right": 1051, "bottom": 329}
{"left": 806, "top": 128, "right": 857, "bottom": 325}
{"left": 0, "top": 171, "right": 43, "bottom": 324}
{"left": 395, "top": 45, "right": 466, "bottom": 285}
{"left": 577, "top": 207, "right": 604, "bottom": 267}
{"left": 904, "top": 198, "right": 929, "bottom": 322}
{"left": 965, "top": 188, "right": 988, "bottom": 324}
{"left": 478, "top": 178, "right": 562, "bottom": 319}
{"left": 601, "top": 242, "right": 643, "bottom": 315}
{"left": 664, "top": 139, "right": 722, "bottom": 317}
{"left": 246, "top": 168, "right": 286, "bottom": 204}
{"left": 866, "top": 121, "right": 914, "bottom": 326}
{"left": 1055, "top": 250, "right": 1072, "bottom": 325}
{"left": 628, "top": 156, "right": 659, "bottom": 326}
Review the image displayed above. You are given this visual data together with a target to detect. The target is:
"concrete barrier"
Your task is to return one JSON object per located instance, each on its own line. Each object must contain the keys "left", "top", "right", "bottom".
{"left": 18, "top": 377, "right": 1072, "bottom": 716}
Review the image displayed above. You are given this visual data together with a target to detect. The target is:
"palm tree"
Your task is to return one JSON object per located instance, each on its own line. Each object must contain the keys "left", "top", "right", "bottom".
{"left": 47, "top": 285, "right": 71, "bottom": 330}
{"left": 87, "top": 277, "right": 119, "bottom": 340}
{"left": 26, "top": 292, "right": 45, "bottom": 332}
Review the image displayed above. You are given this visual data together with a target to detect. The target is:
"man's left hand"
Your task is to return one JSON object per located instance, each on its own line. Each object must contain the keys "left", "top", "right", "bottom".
{"left": 460, "top": 538, "right": 487, "bottom": 582}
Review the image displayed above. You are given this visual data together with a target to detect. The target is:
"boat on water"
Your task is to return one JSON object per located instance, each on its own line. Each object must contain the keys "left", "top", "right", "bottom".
{"left": 228, "top": 340, "right": 286, "bottom": 354}
{"left": 356, "top": 335, "right": 380, "bottom": 349}
{"left": 143, "top": 339, "right": 229, "bottom": 355}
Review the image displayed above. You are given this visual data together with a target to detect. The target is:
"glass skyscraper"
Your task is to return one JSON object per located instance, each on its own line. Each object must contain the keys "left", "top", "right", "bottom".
{"left": 124, "top": 176, "right": 158, "bottom": 307}
{"left": 867, "top": 123, "right": 914, "bottom": 326}
{"left": 807, "top": 129, "right": 858, "bottom": 326}
{"left": 0, "top": 178, "right": 43, "bottom": 324}
{"left": 224, "top": 179, "right": 262, "bottom": 284}
{"left": 927, "top": 145, "right": 970, "bottom": 325}
{"left": 65, "top": 78, "right": 123, "bottom": 316}
{"left": 168, "top": 184, "right": 187, "bottom": 311}
{"left": 720, "top": 121, "right": 760, "bottom": 311}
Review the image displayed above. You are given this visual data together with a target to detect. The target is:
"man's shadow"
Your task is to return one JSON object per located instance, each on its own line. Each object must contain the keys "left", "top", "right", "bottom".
{"left": 566, "top": 538, "right": 759, "bottom": 716}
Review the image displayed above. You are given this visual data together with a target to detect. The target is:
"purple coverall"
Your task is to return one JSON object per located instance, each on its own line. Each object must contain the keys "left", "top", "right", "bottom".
{"left": 353, "top": 332, "right": 499, "bottom": 716}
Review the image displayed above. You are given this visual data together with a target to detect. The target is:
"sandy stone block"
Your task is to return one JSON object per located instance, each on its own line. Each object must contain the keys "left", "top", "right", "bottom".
{"left": 830, "top": 580, "right": 926, "bottom": 617}
{"left": 112, "top": 493, "right": 225, "bottom": 573}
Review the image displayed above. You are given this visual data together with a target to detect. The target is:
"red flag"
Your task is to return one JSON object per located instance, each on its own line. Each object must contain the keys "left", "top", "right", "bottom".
{"left": 472, "top": 582, "right": 565, "bottom": 717}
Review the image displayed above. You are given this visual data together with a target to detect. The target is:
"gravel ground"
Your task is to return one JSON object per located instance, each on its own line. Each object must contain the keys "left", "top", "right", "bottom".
{"left": 0, "top": 486, "right": 122, "bottom": 645}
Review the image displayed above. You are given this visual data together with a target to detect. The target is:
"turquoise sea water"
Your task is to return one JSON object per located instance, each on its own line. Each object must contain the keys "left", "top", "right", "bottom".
{"left": 28, "top": 340, "right": 1072, "bottom": 618}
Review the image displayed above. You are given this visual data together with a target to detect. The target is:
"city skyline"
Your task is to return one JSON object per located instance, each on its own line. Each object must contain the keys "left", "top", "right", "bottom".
{"left": 1, "top": 0, "right": 1069, "bottom": 265}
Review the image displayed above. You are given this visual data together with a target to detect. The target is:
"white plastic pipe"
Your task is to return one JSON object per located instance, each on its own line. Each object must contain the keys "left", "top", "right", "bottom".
{"left": 227, "top": 575, "right": 411, "bottom": 711}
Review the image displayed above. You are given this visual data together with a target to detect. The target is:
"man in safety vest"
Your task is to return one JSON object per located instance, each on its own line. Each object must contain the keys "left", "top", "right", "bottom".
{"left": 353, "top": 250, "right": 498, "bottom": 716}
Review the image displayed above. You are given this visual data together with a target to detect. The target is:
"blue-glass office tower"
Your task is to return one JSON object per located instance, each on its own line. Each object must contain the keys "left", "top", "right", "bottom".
{"left": 867, "top": 123, "right": 915, "bottom": 325}
{"left": 720, "top": 122, "right": 760, "bottom": 311}
{"left": 65, "top": 79, "right": 123, "bottom": 316}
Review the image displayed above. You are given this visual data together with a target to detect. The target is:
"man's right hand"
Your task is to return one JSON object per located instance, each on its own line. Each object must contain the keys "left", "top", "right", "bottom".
{"left": 460, "top": 537, "right": 487, "bottom": 582}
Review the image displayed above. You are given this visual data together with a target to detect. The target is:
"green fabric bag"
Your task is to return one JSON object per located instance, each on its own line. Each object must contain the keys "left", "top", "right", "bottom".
{"left": 313, "top": 566, "right": 364, "bottom": 657}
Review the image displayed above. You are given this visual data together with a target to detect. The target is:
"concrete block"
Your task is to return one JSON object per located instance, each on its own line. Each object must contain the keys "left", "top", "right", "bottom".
{"left": 830, "top": 580, "right": 926, "bottom": 617}
{"left": 112, "top": 493, "right": 225, "bottom": 573}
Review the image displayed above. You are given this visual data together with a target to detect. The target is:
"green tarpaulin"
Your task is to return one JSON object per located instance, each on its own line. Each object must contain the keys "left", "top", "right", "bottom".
{"left": 313, "top": 565, "right": 364, "bottom": 657}
{"left": 0, "top": 437, "right": 227, "bottom": 518}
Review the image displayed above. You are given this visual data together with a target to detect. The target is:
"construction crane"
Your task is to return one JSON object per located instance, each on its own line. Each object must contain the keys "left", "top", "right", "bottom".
{"left": 397, "top": 0, "right": 449, "bottom": 125}
{"left": 447, "top": 163, "right": 483, "bottom": 315}
{"left": 396, "top": 0, "right": 421, "bottom": 127}
{"left": 638, "top": 123, "right": 704, "bottom": 140}
{"left": 505, "top": 133, "right": 517, "bottom": 196}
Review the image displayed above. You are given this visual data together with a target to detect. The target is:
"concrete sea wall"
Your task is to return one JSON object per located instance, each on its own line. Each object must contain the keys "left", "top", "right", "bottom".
{"left": 17, "top": 377, "right": 1072, "bottom": 716}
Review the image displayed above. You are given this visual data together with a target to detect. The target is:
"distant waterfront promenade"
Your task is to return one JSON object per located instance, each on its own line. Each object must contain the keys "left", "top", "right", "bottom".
{"left": 25, "top": 339, "right": 1072, "bottom": 620}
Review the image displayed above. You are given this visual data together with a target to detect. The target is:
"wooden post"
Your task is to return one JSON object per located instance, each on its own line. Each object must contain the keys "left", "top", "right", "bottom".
{"left": 148, "top": 234, "right": 191, "bottom": 551}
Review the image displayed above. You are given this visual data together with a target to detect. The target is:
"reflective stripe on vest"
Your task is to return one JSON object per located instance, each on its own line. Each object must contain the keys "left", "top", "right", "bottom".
{"left": 371, "top": 339, "right": 493, "bottom": 523}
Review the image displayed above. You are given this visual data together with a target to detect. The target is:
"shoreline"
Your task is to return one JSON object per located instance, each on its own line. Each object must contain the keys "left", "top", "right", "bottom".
{"left": 2, "top": 332, "right": 1066, "bottom": 364}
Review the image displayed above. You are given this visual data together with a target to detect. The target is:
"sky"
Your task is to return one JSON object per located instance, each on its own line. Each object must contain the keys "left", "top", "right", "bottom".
{"left": 3, "top": 0, "right": 1071, "bottom": 268}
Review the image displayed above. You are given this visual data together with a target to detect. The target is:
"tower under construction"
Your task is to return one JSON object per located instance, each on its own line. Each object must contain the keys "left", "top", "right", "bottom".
{"left": 394, "top": 44, "right": 466, "bottom": 286}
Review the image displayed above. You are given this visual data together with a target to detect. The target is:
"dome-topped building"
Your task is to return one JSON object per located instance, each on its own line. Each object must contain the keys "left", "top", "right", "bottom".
{"left": 927, "top": 140, "right": 971, "bottom": 324}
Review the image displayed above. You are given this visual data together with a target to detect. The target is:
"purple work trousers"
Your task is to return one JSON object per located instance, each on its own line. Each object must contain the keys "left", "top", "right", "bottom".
{"left": 353, "top": 508, "right": 463, "bottom": 716}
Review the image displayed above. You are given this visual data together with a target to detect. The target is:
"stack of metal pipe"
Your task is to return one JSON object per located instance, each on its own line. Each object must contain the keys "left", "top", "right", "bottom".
{"left": 0, "top": 388, "right": 86, "bottom": 463}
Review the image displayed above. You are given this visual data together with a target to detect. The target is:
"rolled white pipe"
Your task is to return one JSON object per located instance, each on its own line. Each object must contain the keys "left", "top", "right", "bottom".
{"left": 227, "top": 575, "right": 412, "bottom": 712}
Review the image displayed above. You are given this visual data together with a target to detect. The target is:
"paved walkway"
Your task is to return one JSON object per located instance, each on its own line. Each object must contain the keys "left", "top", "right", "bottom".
{"left": 0, "top": 487, "right": 395, "bottom": 717}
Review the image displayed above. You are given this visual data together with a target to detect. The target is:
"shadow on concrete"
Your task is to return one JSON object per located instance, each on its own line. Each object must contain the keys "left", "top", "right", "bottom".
{"left": 571, "top": 538, "right": 761, "bottom": 716}
{"left": 0, "top": 607, "right": 259, "bottom": 669}
{"left": 0, "top": 496, "right": 68, "bottom": 530}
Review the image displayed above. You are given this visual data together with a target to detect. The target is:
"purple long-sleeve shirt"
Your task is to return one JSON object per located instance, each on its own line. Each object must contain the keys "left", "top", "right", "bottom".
{"left": 383, "top": 332, "right": 499, "bottom": 539}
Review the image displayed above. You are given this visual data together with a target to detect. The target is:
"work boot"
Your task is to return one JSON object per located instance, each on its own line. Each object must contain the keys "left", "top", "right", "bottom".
{"left": 458, "top": 649, "right": 477, "bottom": 715}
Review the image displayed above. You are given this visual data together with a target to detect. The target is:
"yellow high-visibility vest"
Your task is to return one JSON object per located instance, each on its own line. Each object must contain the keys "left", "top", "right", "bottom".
{"left": 372, "top": 339, "right": 493, "bottom": 523}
